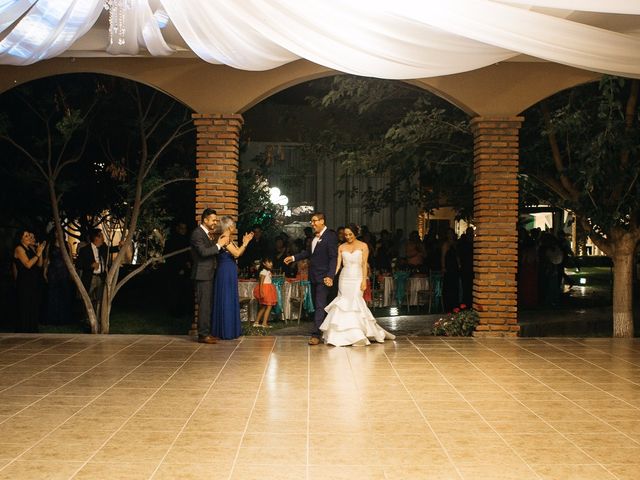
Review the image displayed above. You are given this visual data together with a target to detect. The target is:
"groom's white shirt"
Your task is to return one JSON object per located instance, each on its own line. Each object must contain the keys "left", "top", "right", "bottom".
{"left": 311, "top": 226, "right": 326, "bottom": 254}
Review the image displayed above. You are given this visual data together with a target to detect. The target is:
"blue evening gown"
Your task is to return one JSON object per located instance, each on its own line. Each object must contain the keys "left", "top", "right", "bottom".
{"left": 211, "top": 250, "right": 242, "bottom": 339}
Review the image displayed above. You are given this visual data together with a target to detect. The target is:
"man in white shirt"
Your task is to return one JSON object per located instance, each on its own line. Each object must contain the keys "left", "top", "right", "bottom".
{"left": 284, "top": 212, "right": 338, "bottom": 345}
{"left": 77, "top": 229, "right": 109, "bottom": 318}
{"left": 190, "top": 208, "right": 229, "bottom": 344}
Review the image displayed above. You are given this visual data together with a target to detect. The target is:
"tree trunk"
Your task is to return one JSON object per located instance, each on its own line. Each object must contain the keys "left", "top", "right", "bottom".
{"left": 611, "top": 237, "right": 636, "bottom": 338}
{"left": 100, "top": 292, "right": 111, "bottom": 334}
{"left": 47, "top": 180, "right": 99, "bottom": 333}
{"left": 574, "top": 214, "right": 588, "bottom": 256}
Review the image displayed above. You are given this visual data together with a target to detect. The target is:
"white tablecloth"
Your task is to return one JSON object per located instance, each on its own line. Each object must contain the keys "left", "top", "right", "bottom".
{"left": 238, "top": 281, "right": 259, "bottom": 322}
{"left": 381, "top": 276, "right": 430, "bottom": 307}
{"left": 238, "top": 280, "right": 308, "bottom": 322}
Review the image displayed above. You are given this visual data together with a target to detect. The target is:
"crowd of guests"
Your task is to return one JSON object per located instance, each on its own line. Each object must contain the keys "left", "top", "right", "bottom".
{"left": 6, "top": 218, "right": 480, "bottom": 334}
{"left": 518, "top": 227, "right": 573, "bottom": 308}
{"left": 9, "top": 229, "right": 73, "bottom": 332}
{"left": 8, "top": 227, "right": 120, "bottom": 333}
{"left": 202, "top": 223, "right": 476, "bottom": 313}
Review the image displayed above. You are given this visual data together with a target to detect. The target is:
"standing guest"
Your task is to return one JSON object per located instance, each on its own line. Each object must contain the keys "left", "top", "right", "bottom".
{"left": 424, "top": 228, "right": 441, "bottom": 273}
{"left": 292, "top": 239, "right": 309, "bottom": 280}
{"left": 164, "top": 222, "right": 192, "bottom": 317}
{"left": 337, "top": 226, "right": 346, "bottom": 245}
{"left": 76, "top": 229, "right": 114, "bottom": 320}
{"left": 285, "top": 212, "right": 338, "bottom": 345}
{"left": 392, "top": 228, "right": 407, "bottom": 264}
{"left": 252, "top": 256, "right": 278, "bottom": 328}
{"left": 44, "top": 234, "right": 72, "bottom": 325}
{"left": 273, "top": 236, "right": 297, "bottom": 277}
{"left": 13, "top": 230, "right": 45, "bottom": 332}
{"left": 190, "top": 209, "right": 229, "bottom": 344}
{"left": 539, "top": 232, "right": 563, "bottom": 307}
{"left": 359, "top": 225, "right": 376, "bottom": 251}
{"left": 441, "top": 228, "right": 461, "bottom": 312}
{"left": 211, "top": 216, "right": 254, "bottom": 340}
{"left": 374, "top": 238, "right": 392, "bottom": 272}
{"left": 239, "top": 224, "right": 268, "bottom": 269}
{"left": 458, "top": 227, "right": 475, "bottom": 307}
{"left": 518, "top": 230, "right": 539, "bottom": 308}
{"left": 405, "top": 230, "right": 426, "bottom": 271}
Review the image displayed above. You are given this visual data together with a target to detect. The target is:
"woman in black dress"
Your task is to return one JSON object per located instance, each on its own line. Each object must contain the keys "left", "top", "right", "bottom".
{"left": 44, "top": 235, "right": 72, "bottom": 325}
{"left": 13, "top": 230, "right": 45, "bottom": 332}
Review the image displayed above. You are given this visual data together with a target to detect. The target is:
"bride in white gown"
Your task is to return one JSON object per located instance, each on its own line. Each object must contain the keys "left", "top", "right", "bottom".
{"left": 320, "top": 225, "right": 396, "bottom": 347}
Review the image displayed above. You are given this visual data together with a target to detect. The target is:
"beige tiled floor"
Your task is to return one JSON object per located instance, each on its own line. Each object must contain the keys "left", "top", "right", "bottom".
{"left": 0, "top": 335, "right": 639, "bottom": 479}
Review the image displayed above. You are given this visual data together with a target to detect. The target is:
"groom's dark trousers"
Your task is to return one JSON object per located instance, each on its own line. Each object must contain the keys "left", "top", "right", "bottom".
{"left": 310, "top": 281, "right": 330, "bottom": 337}
{"left": 293, "top": 229, "right": 338, "bottom": 339}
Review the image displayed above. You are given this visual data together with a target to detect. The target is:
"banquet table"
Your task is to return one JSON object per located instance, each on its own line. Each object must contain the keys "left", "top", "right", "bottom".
{"left": 381, "top": 275, "right": 430, "bottom": 307}
{"left": 237, "top": 279, "right": 311, "bottom": 322}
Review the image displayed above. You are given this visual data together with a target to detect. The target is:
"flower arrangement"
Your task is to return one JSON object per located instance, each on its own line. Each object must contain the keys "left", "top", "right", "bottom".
{"left": 431, "top": 304, "right": 479, "bottom": 336}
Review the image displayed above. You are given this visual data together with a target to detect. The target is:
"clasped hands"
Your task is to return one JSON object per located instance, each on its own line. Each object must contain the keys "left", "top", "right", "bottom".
{"left": 217, "top": 232, "right": 231, "bottom": 246}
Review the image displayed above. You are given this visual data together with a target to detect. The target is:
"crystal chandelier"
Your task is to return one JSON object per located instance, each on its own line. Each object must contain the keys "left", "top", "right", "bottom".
{"left": 104, "top": 0, "right": 134, "bottom": 47}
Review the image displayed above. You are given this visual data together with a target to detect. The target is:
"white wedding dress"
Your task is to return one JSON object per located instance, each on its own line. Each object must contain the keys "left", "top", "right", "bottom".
{"left": 320, "top": 250, "right": 396, "bottom": 347}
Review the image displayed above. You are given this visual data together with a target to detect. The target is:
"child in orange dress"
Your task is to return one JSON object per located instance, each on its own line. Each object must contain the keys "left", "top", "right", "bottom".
{"left": 252, "top": 257, "right": 277, "bottom": 328}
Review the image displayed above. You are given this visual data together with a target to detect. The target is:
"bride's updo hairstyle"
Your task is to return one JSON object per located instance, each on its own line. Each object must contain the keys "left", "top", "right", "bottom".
{"left": 345, "top": 223, "right": 360, "bottom": 237}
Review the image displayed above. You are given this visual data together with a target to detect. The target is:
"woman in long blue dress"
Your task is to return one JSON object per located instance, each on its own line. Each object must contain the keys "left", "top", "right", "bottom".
{"left": 211, "top": 217, "right": 254, "bottom": 340}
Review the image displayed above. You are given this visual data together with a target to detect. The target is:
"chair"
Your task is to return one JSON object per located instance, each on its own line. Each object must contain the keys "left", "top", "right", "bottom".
{"left": 412, "top": 274, "right": 431, "bottom": 312}
{"left": 428, "top": 271, "right": 445, "bottom": 313}
{"left": 288, "top": 281, "right": 305, "bottom": 325}
{"left": 239, "top": 296, "right": 255, "bottom": 323}
{"left": 393, "top": 270, "right": 411, "bottom": 312}
{"left": 371, "top": 271, "right": 384, "bottom": 308}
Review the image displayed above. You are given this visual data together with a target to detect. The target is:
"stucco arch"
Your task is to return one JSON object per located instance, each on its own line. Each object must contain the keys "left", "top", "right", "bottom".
{"left": 0, "top": 57, "right": 600, "bottom": 117}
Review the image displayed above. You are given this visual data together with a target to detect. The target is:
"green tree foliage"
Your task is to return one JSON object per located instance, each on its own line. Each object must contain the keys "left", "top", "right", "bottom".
{"left": 0, "top": 74, "right": 196, "bottom": 333}
{"left": 521, "top": 77, "right": 640, "bottom": 337}
{"left": 306, "top": 76, "right": 473, "bottom": 217}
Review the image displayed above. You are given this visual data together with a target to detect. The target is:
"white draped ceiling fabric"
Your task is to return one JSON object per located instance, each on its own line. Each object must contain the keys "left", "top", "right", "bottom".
{"left": 0, "top": 0, "right": 639, "bottom": 79}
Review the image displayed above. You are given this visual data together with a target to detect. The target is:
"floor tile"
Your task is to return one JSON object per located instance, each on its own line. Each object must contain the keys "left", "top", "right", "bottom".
{"left": 0, "top": 334, "right": 639, "bottom": 477}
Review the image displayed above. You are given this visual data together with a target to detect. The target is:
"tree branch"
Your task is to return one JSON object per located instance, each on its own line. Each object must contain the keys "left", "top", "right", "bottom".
{"left": 114, "top": 247, "right": 189, "bottom": 297}
{"left": 0, "top": 135, "right": 48, "bottom": 179}
{"left": 145, "top": 102, "right": 174, "bottom": 141}
{"left": 620, "top": 79, "right": 639, "bottom": 170}
{"left": 541, "top": 102, "right": 581, "bottom": 202}
{"left": 140, "top": 177, "right": 194, "bottom": 206}
{"left": 143, "top": 121, "right": 194, "bottom": 179}
{"left": 580, "top": 216, "right": 612, "bottom": 256}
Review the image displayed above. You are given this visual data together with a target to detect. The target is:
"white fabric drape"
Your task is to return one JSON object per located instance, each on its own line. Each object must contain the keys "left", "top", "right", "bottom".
{"left": 495, "top": 1, "right": 640, "bottom": 15}
{"left": 390, "top": 0, "right": 640, "bottom": 78}
{"left": 0, "top": 0, "right": 36, "bottom": 33}
{"left": 105, "top": 0, "right": 174, "bottom": 56}
{"left": 1, "top": 0, "right": 640, "bottom": 79}
{"left": 0, "top": 0, "right": 102, "bottom": 65}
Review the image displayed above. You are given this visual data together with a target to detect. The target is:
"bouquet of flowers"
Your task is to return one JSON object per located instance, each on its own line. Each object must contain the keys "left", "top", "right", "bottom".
{"left": 431, "top": 304, "right": 479, "bottom": 336}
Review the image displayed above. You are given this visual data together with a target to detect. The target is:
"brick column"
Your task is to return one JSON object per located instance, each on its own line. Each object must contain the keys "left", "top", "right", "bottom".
{"left": 471, "top": 117, "right": 523, "bottom": 337}
{"left": 190, "top": 113, "right": 243, "bottom": 336}
{"left": 192, "top": 113, "right": 243, "bottom": 221}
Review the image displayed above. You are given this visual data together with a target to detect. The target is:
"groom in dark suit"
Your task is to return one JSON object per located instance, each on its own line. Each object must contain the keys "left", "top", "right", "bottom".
{"left": 190, "top": 208, "right": 229, "bottom": 344}
{"left": 285, "top": 212, "right": 338, "bottom": 345}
